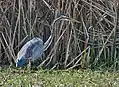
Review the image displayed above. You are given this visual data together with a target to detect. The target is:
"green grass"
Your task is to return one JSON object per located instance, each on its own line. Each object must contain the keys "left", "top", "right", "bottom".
{"left": 0, "top": 68, "right": 119, "bottom": 87}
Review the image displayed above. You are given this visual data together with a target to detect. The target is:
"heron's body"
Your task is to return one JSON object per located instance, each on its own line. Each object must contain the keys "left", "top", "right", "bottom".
{"left": 16, "top": 37, "right": 44, "bottom": 67}
{"left": 16, "top": 15, "right": 68, "bottom": 67}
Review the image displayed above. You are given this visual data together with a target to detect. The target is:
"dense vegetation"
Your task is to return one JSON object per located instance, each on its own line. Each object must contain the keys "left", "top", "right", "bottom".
{"left": 0, "top": 0, "right": 119, "bottom": 87}
{"left": 0, "top": 0, "right": 119, "bottom": 70}
{"left": 0, "top": 68, "right": 119, "bottom": 87}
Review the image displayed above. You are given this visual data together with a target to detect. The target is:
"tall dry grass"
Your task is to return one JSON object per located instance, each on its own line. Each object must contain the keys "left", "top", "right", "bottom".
{"left": 0, "top": 0, "right": 119, "bottom": 70}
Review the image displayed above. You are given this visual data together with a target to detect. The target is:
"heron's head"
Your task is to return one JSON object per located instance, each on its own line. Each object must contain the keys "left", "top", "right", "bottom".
{"left": 16, "top": 57, "right": 27, "bottom": 67}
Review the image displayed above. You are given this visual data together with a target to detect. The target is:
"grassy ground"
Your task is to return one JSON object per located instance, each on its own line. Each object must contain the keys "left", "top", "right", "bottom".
{"left": 0, "top": 68, "right": 119, "bottom": 87}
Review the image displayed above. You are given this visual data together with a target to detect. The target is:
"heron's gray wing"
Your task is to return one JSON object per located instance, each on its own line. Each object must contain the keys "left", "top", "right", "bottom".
{"left": 17, "top": 40, "right": 32, "bottom": 61}
{"left": 29, "top": 38, "right": 44, "bottom": 61}
{"left": 17, "top": 37, "right": 44, "bottom": 61}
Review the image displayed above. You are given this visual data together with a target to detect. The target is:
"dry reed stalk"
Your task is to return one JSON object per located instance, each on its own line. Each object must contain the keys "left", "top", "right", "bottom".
{"left": 0, "top": 0, "right": 119, "bottom": 70}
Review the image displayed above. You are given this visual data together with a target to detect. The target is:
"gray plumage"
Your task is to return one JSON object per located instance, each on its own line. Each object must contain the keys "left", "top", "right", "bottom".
{"left": 16, "top": 15, "right": 68, "bottom": 67}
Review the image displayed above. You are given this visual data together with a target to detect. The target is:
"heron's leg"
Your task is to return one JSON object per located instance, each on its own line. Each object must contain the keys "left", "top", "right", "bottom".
{"left": 27, "top": 59, "right": 31, "bottom": 71}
